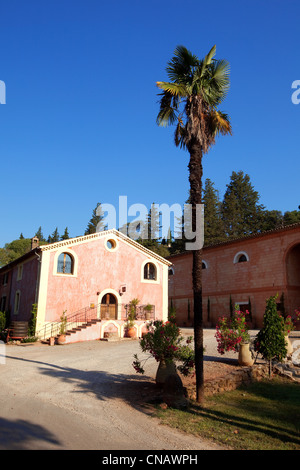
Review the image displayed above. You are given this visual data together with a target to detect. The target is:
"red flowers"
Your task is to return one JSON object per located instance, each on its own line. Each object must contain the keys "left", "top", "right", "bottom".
{"left": 132, "top": 320, "right": 195, "bottom": 376}
{"left": 215, "top": 309, "right": 250, "bottom": 355}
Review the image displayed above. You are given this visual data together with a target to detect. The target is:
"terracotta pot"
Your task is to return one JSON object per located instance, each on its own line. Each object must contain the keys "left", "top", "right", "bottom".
{"left": 155, "top": 360, "right": 177, "bottom": 387}
{"left": 57, "top": 334, "right": 66, "bottom": 345}
{"left": 126, "top": 327, "right": 136, "bottom": 338}
{"left": 285, "top": 335, "right": 293, "bottom": 356}
{"left": 238, "top": 343, "right": 254, "bottom": 366}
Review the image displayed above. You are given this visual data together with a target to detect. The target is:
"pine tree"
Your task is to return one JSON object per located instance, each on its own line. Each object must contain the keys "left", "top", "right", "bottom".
{"left": 283, "top": 209, "right": 300, "bottom": 226}
{"left": 35, "top": 226, "right": 46, "bottom": 242}
{"left": 48, "top": 227, "right": 60, "bottom": 243}
{"left": 85, "top": 203, "right": 107, "bottom": 235}
{"left": 61, "top": 227, "right": 70, "bottom": 240}
{"left": 202, "top": 178, "right": 225, "bottom": 245}
{"left": 221, "top": 171, "right": 264, "bottom": 238}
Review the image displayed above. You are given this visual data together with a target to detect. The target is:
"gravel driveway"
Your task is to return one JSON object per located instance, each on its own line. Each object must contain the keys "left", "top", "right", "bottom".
{"left": 0, "top": 331, "right": 225, "bottom": 451}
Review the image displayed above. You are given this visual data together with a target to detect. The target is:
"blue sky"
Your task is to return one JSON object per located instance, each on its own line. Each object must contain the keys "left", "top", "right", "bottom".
{"left": 0, "top": 0, "right": 299, "bottom": 246}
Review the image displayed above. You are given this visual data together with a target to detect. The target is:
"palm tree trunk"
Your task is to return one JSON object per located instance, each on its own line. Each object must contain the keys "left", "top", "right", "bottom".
{"left": 188, "top": 140, "right": 204, "bottom": 404}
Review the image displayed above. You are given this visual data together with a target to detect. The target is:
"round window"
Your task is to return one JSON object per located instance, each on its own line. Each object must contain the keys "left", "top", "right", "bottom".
{"left": 106, "top": 239, "right": 117, "bottom": 250}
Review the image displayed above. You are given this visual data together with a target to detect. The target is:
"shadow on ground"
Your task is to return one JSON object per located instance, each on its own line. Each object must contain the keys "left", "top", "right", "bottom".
{"left": 0, "top": 417, "right": 61, "bottom": 450}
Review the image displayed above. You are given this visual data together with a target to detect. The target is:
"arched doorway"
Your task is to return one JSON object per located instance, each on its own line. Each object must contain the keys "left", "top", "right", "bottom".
{"left": 100, "top": 293, "right": 117, "bottom": 320}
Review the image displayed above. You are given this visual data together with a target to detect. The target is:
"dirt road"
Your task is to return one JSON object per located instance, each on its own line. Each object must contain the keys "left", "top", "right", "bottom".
{"left": 0, "top": 335, "right": 224, "bottom": 450}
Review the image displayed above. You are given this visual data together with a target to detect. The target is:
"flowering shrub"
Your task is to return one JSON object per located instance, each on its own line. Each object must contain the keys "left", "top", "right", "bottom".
{"left": 282, "top": 315, "right": 295, "bottom": 335}
{"left": 132, "top": 320, "right": 195, "bottom": 377}
{"left": 294, "top": 309, "right": 300, "bottom": 322}
{"left": 215, "top": 308, "right": 250, "bottom": 355}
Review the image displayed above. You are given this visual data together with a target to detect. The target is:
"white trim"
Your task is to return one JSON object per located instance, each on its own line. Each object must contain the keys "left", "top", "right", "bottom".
{"left": 141, "top": 259, "right": 160, "bottom": 284}
{"left": 100, "top": 320, "right": 121, "bottom": 339}
{"left": 202, "top": 260, "right": 208, "bottom": 269}
{"left": 104, "top": 235, "right": 119, "bottom": 253}
{"left": 53, "top": 248, "right": 78, "bottom": 277}
{"left": 97, "top": 288, "right": 122, "bottom": 320}
{"left": 35, "top": 251, "right": 50, "bottom": 332}
{"left": 39, "top": 229, "right": 172, "bottom": 267}
{"left": 233, "top": 251, "right": 249, "bottom": 264}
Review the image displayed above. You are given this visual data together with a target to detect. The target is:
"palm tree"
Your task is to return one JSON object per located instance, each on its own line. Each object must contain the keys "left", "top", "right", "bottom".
{"left": 156, "top": 45, "right": 232, "bottom": 403}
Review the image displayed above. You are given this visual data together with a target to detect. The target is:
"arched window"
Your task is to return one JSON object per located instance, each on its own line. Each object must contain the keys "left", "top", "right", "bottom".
{"left": 14, "top": 290, "right": 21, "bottom": 315}
{"left": 144, "top": 262, "right": 157, "bottom": 280}
{"left": 202, "top": 261, "right": 208, "bottom": 269}
{"left": 57, "top": 252, "right": 74, "bottom": 274}
{"left": 234, "top": 251, "right": 249, "bottom": 264}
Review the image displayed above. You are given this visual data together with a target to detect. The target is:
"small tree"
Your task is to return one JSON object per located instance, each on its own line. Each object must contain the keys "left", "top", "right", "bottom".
{"left": 254, "top": 295, "right": 287, "bottom": 377}
{"left": 0, "top": 311, "right": 6, "bottom": 332}
{"left": 28, "top": 304, "right": 37, "bottom": 337}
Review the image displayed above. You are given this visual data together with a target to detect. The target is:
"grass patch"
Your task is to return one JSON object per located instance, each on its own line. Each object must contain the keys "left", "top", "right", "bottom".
{"left": 155, "top": 377, "right": 300, "bottom": 450}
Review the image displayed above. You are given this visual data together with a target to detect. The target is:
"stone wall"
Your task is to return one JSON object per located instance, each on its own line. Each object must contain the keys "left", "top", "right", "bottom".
{"left": 185, "top": 364, "right": 270, "bottom": 399}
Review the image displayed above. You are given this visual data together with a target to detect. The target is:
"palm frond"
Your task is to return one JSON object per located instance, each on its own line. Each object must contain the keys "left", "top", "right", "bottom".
{"left": 156, "top": 90, "right": 179, "bottom": 127}
{"left": 210, "top": 110, "right": 232, "bottom": 137}
{"left": 209, "top": 59, "right": 230, "bottom": 102}
{"left": 166, "top": 45, "right": 199, "bottom": 83}
{"left": 199, "top": 44, "right": 216, "bottom": 78}
{"left": 156, "top": 81, "right": 187, "bottom": 97}
{"left": 174, "top": 117, "right": 187, "bottom": 149}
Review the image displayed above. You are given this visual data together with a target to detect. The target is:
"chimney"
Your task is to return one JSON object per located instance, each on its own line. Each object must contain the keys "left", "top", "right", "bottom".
{"left": 31, "top": 237, "right": 39, "bottom": 250}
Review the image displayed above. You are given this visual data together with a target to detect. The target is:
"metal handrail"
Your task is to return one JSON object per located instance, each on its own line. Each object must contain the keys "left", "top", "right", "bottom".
{"left": 36, "top": 303, "right": 155, "bottom": 340}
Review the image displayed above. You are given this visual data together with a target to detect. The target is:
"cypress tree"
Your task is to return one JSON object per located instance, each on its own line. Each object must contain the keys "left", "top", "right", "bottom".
{"left": 221, "top": 171, "right": 264, "bottom": 238}
{"left": 255, "top": 295, "right": 287, "bottom": 377}
{"left": 202, "top": 178, "right": 225, "bottom": 245}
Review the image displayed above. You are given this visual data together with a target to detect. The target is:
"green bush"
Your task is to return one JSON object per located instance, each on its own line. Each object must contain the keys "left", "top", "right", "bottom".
{"left": 0, "top": 311, "right": 6, "bottom": 332}
{"left": 254, "top": 295, "right": 287, "bottom": 375}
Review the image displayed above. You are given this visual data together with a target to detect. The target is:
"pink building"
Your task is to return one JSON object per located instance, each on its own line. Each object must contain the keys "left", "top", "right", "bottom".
{"left": 168, "top": 223, "right": 300, "bottom": 328}
{"left": 0, "top": 230, "right": 171, "bottom": 342}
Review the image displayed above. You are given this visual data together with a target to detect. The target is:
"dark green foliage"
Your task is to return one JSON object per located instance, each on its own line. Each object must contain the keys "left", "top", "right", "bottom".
{"left": 48, "top": 227, "right": 60, "bottom": 243}
{"left": 61, "top": 227, "right": 70, "bottom": 240}
{"left": 0, "top": 238, "right": 32, "bottom": 267}
{"left": 0, "top": 311, "right": 6, "bottom": 332}
{"left": 221, "top": 171, "right": 265, "bottom": 238}
{"left": 28, "top": 304, "right": 37, "bottom": 337}
{"left": 255, "top": 295, "right": 287, "bottom": 364}
{"left": 85, "top": 203, "right": 107, "bottom": 234}
{"left": 202, "top": 178, "right": 225, "bottom": 245}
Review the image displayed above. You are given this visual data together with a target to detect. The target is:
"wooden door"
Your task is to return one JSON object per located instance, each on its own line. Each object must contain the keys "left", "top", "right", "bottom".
{"left": 101, "top": 294, "right": 117, "bottom": 319}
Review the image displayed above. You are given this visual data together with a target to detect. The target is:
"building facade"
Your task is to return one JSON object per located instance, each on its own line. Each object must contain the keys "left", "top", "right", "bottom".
{"left": 168, "top": 223, "right": 300, "bottom": 328}
{"left": 0, "top": 229, "right": 171, "bottom": 342}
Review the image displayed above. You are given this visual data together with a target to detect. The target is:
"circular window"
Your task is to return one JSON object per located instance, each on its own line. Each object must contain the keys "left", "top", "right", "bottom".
{"left": 106, "top": 239, "right": 117, "bottom": 251}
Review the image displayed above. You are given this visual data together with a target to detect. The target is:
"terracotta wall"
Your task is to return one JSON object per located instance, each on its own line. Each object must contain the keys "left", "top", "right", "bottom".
{"left": 39, "top": 234, "right": 167, "bottom": 325}
{"left": 168, "top": 225, "right": 300, "bottom": 328}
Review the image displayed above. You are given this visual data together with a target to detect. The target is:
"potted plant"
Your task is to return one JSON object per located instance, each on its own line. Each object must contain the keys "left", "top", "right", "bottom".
{"left": 144, "top": 303, "right": 153, "bottom": 320}
{"left": 125, "top": 298, "right": 139, "bottom": 338}
{"left": 57, "top": 310, "right": 67, "bottom": 345}
{"left": 132, "top": 319, "right": 195, "bottom": 386}
{"left": 215, "top": 306, "right": 253, "bottom": 366}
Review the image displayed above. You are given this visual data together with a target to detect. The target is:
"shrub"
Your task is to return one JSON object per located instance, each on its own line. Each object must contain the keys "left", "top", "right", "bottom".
{"left": 254, "top": 295, "right": 287, "bottom": 375}
{"left": 215, "top": 307, "right": 250, "bottom": 355}
{"left": 133, "top": 320, "right": 194, "bottom": 377}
